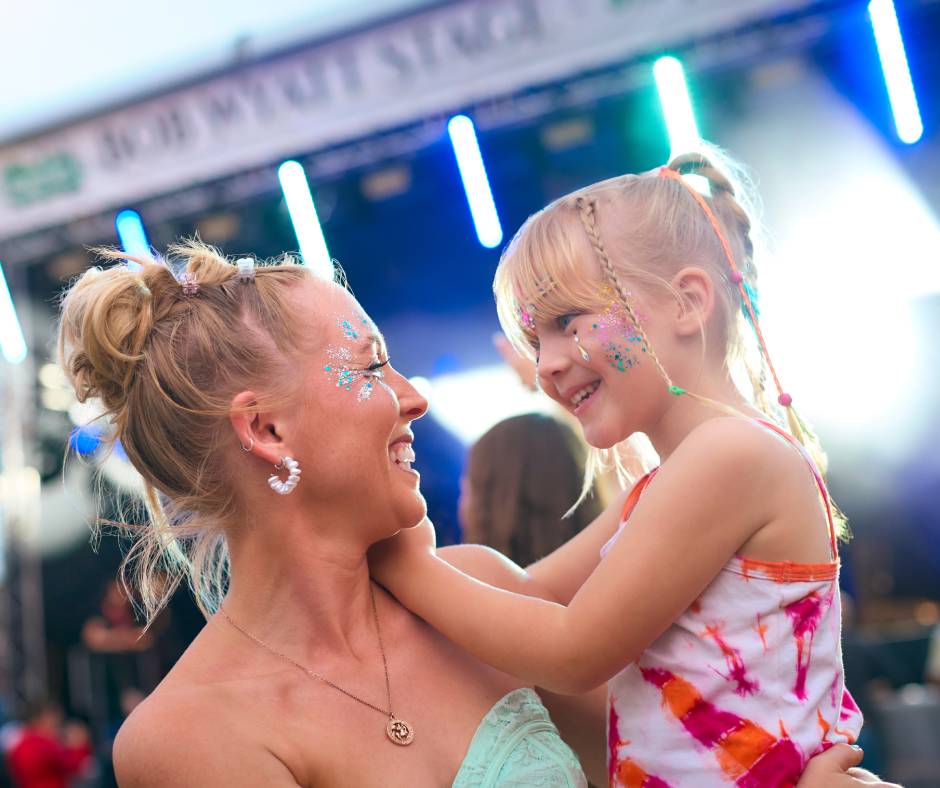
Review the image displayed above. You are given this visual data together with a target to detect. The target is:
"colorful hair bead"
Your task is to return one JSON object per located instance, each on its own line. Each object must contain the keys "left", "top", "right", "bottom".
{"left": 518, "top": 303, "right": 536, "bottom": 331}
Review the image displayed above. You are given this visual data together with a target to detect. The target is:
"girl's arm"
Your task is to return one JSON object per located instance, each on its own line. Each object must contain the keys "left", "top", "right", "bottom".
{"left": 524, "top": 486, "right": 630, "bottom": 603}
{"left": 440, "top": 487, "right": 629, "bottom": 605}
{"left": 437, "top": 544, "right": 557, "bottom": 599}
{"left": 372, "top": 418, "right": 775, "bottom": 694}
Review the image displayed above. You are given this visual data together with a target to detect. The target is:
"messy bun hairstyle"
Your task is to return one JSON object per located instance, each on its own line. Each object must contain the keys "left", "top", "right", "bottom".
{"left": 58, "top": 241, "right": 315, "bottom": 622}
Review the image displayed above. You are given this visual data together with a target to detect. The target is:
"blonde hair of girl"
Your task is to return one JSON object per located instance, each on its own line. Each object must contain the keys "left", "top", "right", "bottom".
{"left": 494, "top": 144, "right": 846, "bottom": 537}
{"left": 58, "top": 241, "right": 320, "bottom": 624}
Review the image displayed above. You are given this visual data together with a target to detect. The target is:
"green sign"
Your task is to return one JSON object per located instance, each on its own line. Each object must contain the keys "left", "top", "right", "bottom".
{"left": 4, "top": 152, "right": 82, "bottom": 207}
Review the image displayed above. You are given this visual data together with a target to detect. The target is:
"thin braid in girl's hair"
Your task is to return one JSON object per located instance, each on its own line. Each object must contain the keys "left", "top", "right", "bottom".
{"left": 575, "top": 197, "right": 677, "bottom": 392}
{"left": 657, "top": 166, "right": 808, "bottom": 443}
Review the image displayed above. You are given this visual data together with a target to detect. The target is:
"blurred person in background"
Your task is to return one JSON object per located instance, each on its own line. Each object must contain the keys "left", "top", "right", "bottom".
{"left": 4, "top": 702, "right": 92, "bottom": 788}
{"left": 459, "top": 412, "right": 606, "bottom": 567}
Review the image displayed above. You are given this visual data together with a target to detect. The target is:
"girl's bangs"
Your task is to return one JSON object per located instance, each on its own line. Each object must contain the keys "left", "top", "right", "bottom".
{"left": 495, "top": 204, "right": 605, "bottom": 357}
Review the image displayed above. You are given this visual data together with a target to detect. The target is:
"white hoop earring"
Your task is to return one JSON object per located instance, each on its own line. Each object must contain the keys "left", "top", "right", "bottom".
{"left": 268, "top": 456, "right": 301, "bottom": 495}
{"left": 241, "top": 439, "right": 254, "bottom": 452}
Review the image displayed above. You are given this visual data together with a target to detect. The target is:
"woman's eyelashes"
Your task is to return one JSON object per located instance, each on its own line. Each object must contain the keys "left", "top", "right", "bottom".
{"left": 324, "top": 348, "right": 390, "bottom": 402}
{"left": 364, "top": 357, "right": 391, "bottom": 379}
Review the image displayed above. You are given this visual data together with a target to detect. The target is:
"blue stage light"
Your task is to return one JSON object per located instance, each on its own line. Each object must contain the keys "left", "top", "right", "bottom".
{"left": 447, "top": 115, "right": 503, "bottom": 249}
{"left": 0, "top": 259, "right": 27, "bottom": 364}
{"left": 869, "top": 0, "right": 923, "bottom": 144}
{"left": 69, "top": 426, "right": 102, "bottom": 456}
{"left": 278, "top": 160, "right": 333, "bottom": 280}
{"left": 653, "top": 56, "right": 701, "bottom": 159}
{"left": 115, "top": 209, "right": 152, "bottom": 269}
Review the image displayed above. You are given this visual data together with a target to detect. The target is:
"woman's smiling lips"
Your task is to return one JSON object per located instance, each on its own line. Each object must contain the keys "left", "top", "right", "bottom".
{"left": 389, "top": 433, "right": 418, "bottom": 475}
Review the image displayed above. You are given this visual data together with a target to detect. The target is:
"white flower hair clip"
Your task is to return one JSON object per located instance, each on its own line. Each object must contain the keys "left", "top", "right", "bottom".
{"left": 235, "top": 256, "right": 256, "bottom": 283}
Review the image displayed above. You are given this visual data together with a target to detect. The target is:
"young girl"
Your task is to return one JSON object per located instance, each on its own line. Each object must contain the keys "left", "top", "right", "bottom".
{"left": 371, "top": 150, "right": 863, "bottom": 786}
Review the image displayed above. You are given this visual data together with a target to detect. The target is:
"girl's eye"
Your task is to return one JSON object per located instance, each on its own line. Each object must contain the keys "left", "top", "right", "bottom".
{"left": 558, "top": 314, "right": 578, "bottom": 331}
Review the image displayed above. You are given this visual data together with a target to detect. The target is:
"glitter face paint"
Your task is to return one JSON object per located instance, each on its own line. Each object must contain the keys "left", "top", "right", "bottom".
{"left": 518, "top": 302, "right": 536, "bottom": 331}
{"left": 591, "top": 290, "right": 646, "bottom": 373}
{"left": 338, "top": 311, "right": 371, "bottom": 340}
{"left": 323, "top": 346, "right": 384, "bottom": 403}
{"left": 323, "top": 311, "right": 388, "bottom": 403}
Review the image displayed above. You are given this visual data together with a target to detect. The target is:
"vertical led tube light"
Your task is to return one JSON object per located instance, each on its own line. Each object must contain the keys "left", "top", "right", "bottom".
{"left": 653, "top": 56, "right": 701, "bottom": 159}
{"left": 447, "top": 115, "right": 503, "bottom": 249}
{"left": 278, "top": 160, "right": 333, "bottom": 280}
{"left": 115, "top": 209, "right": 152, "bottom": 269}
{"left": 0, "top": 260, "right": 27, "bottom": 364}
{"left": 869, "top": 0, "right": 923, "bottom": 144}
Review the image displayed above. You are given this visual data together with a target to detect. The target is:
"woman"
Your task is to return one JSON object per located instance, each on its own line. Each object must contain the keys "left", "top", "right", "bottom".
{"left": 459, "top": 413, "right": 605, "bottom": 567}
{"left": 57, "top": 242, "right": 880, "bottom": 786}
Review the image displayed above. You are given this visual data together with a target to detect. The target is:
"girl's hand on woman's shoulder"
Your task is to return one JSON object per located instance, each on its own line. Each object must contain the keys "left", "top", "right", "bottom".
{"left": 797, "top": 745, "right": 902, "bottom": 787}
{"left": 369, "top": 518, "right": 436, "bottom": 591}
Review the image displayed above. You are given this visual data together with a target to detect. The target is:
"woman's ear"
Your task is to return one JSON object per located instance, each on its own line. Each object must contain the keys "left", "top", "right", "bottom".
{"left": 229, "top": 391, "right": 285, "bottom": 466}
{"left": 670, "top": 267, "right": 716, "bottom": 338}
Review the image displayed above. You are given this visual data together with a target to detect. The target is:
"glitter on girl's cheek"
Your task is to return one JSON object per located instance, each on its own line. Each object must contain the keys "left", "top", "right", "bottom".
{"left": 592, "top": 294, "right": 645, "bottom": 373}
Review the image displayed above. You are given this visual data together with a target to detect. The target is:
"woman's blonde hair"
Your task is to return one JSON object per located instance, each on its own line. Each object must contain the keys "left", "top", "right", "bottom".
{"left": 494, "top": 145, "right": 845, "bottom": 535}
{"left": 58, "top": 240, "right": 317, "bottom": 623}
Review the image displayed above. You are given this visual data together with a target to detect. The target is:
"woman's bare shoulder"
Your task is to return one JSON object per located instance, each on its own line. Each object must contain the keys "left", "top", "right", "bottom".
{"left": 113, "top": 675, "right": 298, "bottom": 786}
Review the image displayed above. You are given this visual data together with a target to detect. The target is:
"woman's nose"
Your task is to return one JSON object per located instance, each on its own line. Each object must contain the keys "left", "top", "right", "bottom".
{"left": 398, "top": 376, "right": 429, "bottom": 421}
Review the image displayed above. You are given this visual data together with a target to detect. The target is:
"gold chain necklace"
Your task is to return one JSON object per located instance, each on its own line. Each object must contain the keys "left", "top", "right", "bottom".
{"left": 219, "top": 584, "right": 414, "bottom": 746}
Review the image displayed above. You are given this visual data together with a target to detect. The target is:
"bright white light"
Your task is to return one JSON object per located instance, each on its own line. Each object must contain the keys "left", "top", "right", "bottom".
{"left": 724, "top": 63, "right": 940, "bottom": 447}
{"left": 115, "top": 209, "right": 151, "bottom": 269}
{"left": 277, "top": 160, "right": 333, "bottom": 280}
{"left": 39, "top": 362, "right": 67, "bottom": 389}
{"left": 447, "top": 115, "right": 503, "bottom": 249}
{"left": 653, "top": 56, "right": 700, "bottom": 158}
{"left": 425, "top": 365, "right": 555, "bottom": 445}
{"left": 0, "top": 260, "right": 27, "bottom": 364}
{"left": 409, "top": 376, "right": 433, "bottom": 402}
{"left": 869, "top": 0, "right": 923, "bottom": 144}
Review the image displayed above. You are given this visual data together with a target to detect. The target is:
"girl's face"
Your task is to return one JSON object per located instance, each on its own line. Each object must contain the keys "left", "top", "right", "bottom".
{"left": 530, "top": 278, "right": 670, "bottom": 449}
{"left": 286, "top": 281, "right": 429, "bottom": 539}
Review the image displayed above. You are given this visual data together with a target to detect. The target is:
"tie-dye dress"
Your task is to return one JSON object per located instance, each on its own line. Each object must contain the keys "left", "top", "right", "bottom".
{"left": 604, "top": 421, "right": 862, "bottom": 787}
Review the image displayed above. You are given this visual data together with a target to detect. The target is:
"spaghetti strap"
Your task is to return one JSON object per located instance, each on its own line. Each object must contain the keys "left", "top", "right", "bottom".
{"left": 620, "top": 469, "right": 658, "bottom": 522}
{"left": 752, "top": 418, "right": 838, "bottom": 560}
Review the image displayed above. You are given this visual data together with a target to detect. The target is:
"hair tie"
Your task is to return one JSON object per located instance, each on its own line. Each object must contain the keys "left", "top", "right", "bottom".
{"left": 179, "top": 272, "right": 200, "bottom": 297}
{"left": 235, "top": 257, "right": 256, "bottom": 283}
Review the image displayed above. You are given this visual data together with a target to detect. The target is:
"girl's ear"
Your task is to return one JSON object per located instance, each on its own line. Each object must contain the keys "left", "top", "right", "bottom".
{"left": 671, "top": 267, "right": 716, "bottom": 338}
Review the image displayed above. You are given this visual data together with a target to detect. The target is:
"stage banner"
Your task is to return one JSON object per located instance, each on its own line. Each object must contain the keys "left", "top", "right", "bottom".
{"left": 0, "top": 0, "right": 812, "bottom": 240}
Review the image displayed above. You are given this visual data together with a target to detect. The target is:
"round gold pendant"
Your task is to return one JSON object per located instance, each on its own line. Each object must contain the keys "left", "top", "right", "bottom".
{"left": 386, "top": 717, "right": 415, "bottom": 746}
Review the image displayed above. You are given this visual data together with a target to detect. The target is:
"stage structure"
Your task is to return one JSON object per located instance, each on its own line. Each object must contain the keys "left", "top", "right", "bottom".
{"left": 0, "top": 0, "right": 851, "bottom": 264}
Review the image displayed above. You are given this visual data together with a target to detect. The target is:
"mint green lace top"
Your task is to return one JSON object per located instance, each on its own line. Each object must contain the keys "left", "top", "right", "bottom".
{"left": 452, "top": 688, "right": 587, "bottom": 787}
